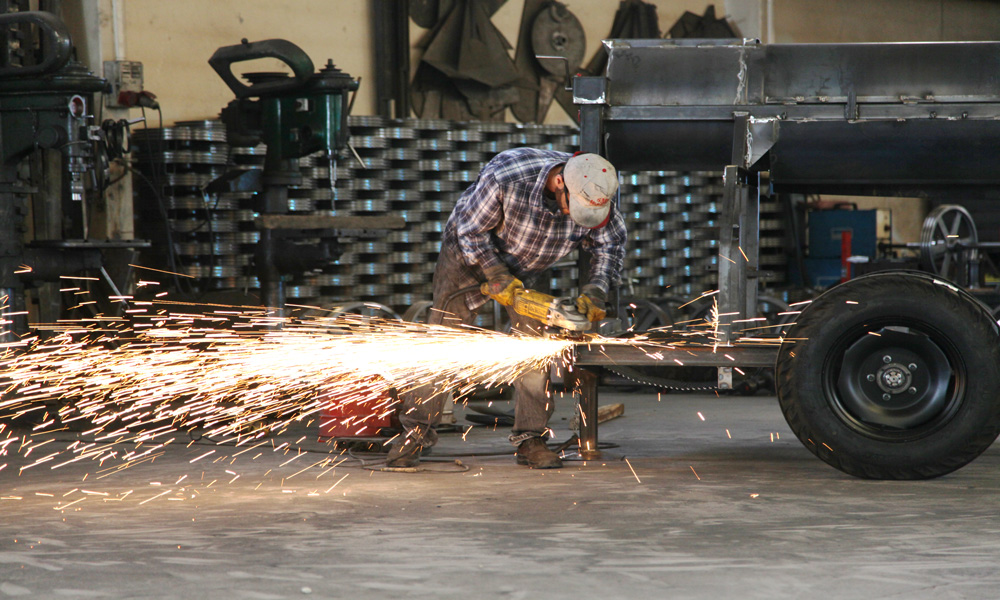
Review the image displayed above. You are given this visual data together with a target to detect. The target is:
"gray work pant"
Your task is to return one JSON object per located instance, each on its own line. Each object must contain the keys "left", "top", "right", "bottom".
{"left": 397, "top": 243, "right": 554, "bottom": 447}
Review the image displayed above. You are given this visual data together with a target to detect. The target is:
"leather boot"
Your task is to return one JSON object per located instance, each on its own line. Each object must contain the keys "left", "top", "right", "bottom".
{"left": 515, "top": 437, "right": 562, "bottom": 469}
{"left": 386, "top": 437, "right": 423, "bottom": 468}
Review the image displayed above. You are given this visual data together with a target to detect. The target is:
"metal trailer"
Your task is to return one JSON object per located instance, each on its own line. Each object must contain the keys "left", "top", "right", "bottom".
{"left": 569, "top": 39, "right": 1000, "bottom": 479}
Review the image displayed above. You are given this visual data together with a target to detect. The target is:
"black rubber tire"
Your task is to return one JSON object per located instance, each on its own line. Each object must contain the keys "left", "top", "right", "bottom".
{"left": 775, "top": 271, "right": 1000, "bottom": 479}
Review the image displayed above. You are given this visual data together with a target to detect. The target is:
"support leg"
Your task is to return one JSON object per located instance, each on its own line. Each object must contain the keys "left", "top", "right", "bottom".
{"left": 571, "top": 367, "right": 600, "bottom": 459}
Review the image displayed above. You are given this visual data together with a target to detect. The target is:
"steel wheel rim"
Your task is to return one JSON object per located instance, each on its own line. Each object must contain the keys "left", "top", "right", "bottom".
{"left": 823, "top": 320, "right": 965, "bottom": 441}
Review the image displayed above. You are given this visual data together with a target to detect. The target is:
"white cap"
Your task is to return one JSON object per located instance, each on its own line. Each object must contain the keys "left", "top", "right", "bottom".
{"left": 563, "top": 153, "right": 618, "bottom": 228}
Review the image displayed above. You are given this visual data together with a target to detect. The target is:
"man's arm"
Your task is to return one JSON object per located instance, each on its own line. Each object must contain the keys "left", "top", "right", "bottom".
{"left": 452, "top": 172, "right": 506, "bottom": 273}
{"left": 583, "top": 207, "right": 627, "bottom": 294}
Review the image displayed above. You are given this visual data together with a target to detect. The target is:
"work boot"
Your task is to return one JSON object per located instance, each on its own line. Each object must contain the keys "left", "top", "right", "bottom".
{"left": 386, "top": 437, "right": 423, "bottom": 468}
{"left": 515, "top": 437, "right": 562, "bottom": 469}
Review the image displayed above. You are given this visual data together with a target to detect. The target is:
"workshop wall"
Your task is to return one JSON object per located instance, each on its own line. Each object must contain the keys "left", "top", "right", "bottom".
{"left": 120, "top": 0, "right": 373, "bottom": 126}
{"left": 771, "top": 0, "right": 1000, "bottom": 43}
{"left": 115, "top": 0, "right": 1000, "bottom": 127}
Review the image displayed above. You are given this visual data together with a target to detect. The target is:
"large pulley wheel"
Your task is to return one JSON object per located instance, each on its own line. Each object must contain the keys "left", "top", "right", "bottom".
{"left": 327, "top": 302, "right": 401, "bottom": 321}
{"left": 775, "top": 271, "right": 1000, "bottom": 479}
{"left": 402, "top": 300, "right": 434, "bottom": 323}
{"left": 919, "top": 204, "right": 977, "bottom": 283}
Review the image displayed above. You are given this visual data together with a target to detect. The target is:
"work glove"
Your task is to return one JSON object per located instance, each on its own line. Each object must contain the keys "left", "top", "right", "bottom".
{"left": 576, "top": 284, "right": 607, "bottom": 322}
{"left": 481, "top": 265, "right": 523, "bottom": 307}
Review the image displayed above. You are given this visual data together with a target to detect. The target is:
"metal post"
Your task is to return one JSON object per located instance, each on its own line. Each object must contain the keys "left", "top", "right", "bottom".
{"left": 744, "top": 171, "right": 760, "bottom": 322}
{"left": 718, "top": 165, "right": 746, "bottom": 346}
{"left": 573, "top": 77, "right": 605, "bottom": 154}
{"left": 717, "top": 113, "right": 761, "bottom": 346}
{"left": 569, "top": 75, "right": 614, "bottom": 457}
{"left": 256, "top": 173, "right": 294, "bottom": 317}
{"left": 570, "top": 366, "right": 600, "bottom": 459}
{"left": 0, "top": 196, "right": 25, "bottom": 342}
{"left": 372, "top": 0, "right": 410, "bottom": 119}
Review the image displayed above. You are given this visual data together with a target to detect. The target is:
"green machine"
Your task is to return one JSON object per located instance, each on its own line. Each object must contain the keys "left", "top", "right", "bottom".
{"left": 210, "top": 38, "right": 401, "bottom": 312}
{"left": 210, "top": 38, "right": 357, "bottom": 177}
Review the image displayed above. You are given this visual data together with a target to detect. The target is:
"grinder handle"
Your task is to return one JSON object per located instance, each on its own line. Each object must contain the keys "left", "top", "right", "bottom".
{"left": 209, "top": 38, "right": 314, "bottom": 99}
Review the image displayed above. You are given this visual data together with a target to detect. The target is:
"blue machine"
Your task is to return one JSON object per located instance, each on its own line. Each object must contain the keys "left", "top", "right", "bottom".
{"left": 805, "top": 209, "right": 878, "bottom": 287}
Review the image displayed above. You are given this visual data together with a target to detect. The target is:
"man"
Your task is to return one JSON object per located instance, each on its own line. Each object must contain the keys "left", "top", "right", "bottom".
{"left": 387, "top": 148, "right": 626, "bottom": 469}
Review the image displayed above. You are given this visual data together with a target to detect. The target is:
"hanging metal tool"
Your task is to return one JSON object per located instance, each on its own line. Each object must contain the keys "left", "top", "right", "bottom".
{"left": 580, "top": 0, "right": 661, "bottom": 78}
{"left": 667, "top": 5, "right": 739, "bottom": 39}
{"left": 409, "top": 0, "right": 440, "bottom": 29}
{"left": 557, "top": 0, "right": 661, "bottom": 123}
{"left": 411, "top": 0, "right": 519, "bottom": 120}
{"left": 511, "top": 0, "right": 585, "bottom": 123}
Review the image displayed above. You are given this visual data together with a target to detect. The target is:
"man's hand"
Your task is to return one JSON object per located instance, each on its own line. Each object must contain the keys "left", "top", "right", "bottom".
{"left": 576, "top": 284, "right": 607, "bottom": 322}
{"left": 481, "top": 266, "right": 523, "bottom": 307}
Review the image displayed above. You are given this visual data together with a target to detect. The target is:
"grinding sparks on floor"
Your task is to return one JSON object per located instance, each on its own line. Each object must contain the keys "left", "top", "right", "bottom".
{"left": 1, "top": 278, "right": 786, "bottom": 505}
{"left": 1, "top": 307, "right": 576, "bottom": 475}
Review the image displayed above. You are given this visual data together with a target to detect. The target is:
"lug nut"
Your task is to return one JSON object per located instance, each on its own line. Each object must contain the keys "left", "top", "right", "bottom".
{"left": 882, "top": 393, "right": 891, "bottom": 401}
{"left": 883, "top": 355, "right": 892, "bottom": 363}
{"left": 866, "top": 374, "right": 875, "bottom": 382}
{"left": 908, "top": 363, "right": 917, "bottom": 371}
{"left": 909, "top": 387, "right": 917, "bottom": 394}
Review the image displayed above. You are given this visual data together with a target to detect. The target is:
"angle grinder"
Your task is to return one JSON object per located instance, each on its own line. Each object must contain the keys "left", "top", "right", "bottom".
{"left": 480, "top": 283, "right": 591, "bottom": 335}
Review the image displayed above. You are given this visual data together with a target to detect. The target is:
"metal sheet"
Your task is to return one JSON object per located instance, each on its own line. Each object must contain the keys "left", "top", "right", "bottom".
{"left": 596, "top": 39, "right": 1000, "bottom": 187}
{"left": 604, "top": 39, "right": 1000, "bottom": 107}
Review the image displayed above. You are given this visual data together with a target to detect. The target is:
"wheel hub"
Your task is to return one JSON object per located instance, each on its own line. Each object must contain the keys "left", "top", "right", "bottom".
{"left": 837, "top": 327, "right": 953, "bottom": 429}
{"left": 874, "top": 360, "right": 912, "bottom": 394}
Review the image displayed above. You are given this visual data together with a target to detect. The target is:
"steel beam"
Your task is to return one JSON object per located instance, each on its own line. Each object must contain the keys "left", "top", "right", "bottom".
{"left": 573, "top": 343, "right": 777, "bottom": 367}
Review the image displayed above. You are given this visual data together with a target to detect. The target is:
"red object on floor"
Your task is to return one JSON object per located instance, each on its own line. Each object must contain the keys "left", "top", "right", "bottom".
{"left": 840, "top": 229, "right": 853, "bottom": 283}
{"left": 318, "top": 376, "right": 397, "bottom": 438}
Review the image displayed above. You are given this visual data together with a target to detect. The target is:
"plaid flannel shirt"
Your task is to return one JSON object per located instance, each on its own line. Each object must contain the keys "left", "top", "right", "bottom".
{"left": 441, "top": 148, "right": 627, "bottom": 311}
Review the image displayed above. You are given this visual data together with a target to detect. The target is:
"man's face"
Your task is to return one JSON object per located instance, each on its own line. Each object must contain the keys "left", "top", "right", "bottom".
{"left": 555, "top": 168, "right": 570, "bottom": 216}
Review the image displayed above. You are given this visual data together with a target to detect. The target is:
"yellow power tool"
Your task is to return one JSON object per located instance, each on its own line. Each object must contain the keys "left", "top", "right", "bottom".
{"left": 480, "top": 283, "right": 592, "bottom": 334}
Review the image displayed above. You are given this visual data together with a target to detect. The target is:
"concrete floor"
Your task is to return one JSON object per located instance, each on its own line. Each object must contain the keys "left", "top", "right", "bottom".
{"left": 2, "top": 389, "right": 1000, "bottom": 600}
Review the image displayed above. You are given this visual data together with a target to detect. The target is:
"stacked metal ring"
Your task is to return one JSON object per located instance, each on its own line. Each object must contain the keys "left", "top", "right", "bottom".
{"left": 133, "top": 117, "right": 789, "bottom": 315}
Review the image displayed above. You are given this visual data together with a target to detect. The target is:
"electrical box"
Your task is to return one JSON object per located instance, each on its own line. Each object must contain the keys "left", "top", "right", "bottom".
{"left": 103, "top": 60, "right": 144, "bottom": 107}
{"left": 803, "top": 209, "right": 885, "bottom": 288}
{"left": 808, "top": 209, "right": 879, "bottom": 259}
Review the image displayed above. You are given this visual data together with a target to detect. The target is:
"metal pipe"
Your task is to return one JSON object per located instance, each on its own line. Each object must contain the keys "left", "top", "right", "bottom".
{"left": 111, "top": 0, "right": 126, "bottom": 60}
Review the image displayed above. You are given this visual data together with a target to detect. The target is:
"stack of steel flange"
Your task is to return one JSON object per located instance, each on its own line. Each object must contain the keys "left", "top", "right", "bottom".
{"left": 132, "top": 120, "right": 259, "bottom": 292}
{"left": 133, "top": 117, "right": 787, "bottom": 322}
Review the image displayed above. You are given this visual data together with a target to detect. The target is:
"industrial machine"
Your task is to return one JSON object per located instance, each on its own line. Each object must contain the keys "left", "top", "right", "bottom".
{"left": 0, "top": 11, "right": 147, "bottom": 341}
{"left": 208, "top": 38, "right": 403, "bottom": 313}
{"left": 204, "top": 39, "right": 411, "bottom": 444}
{"left": 570, "top": 39, "right": 1000, "bottom": 479}
{"left": 208, "top": 39, "right": 404, "bottom": 311}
